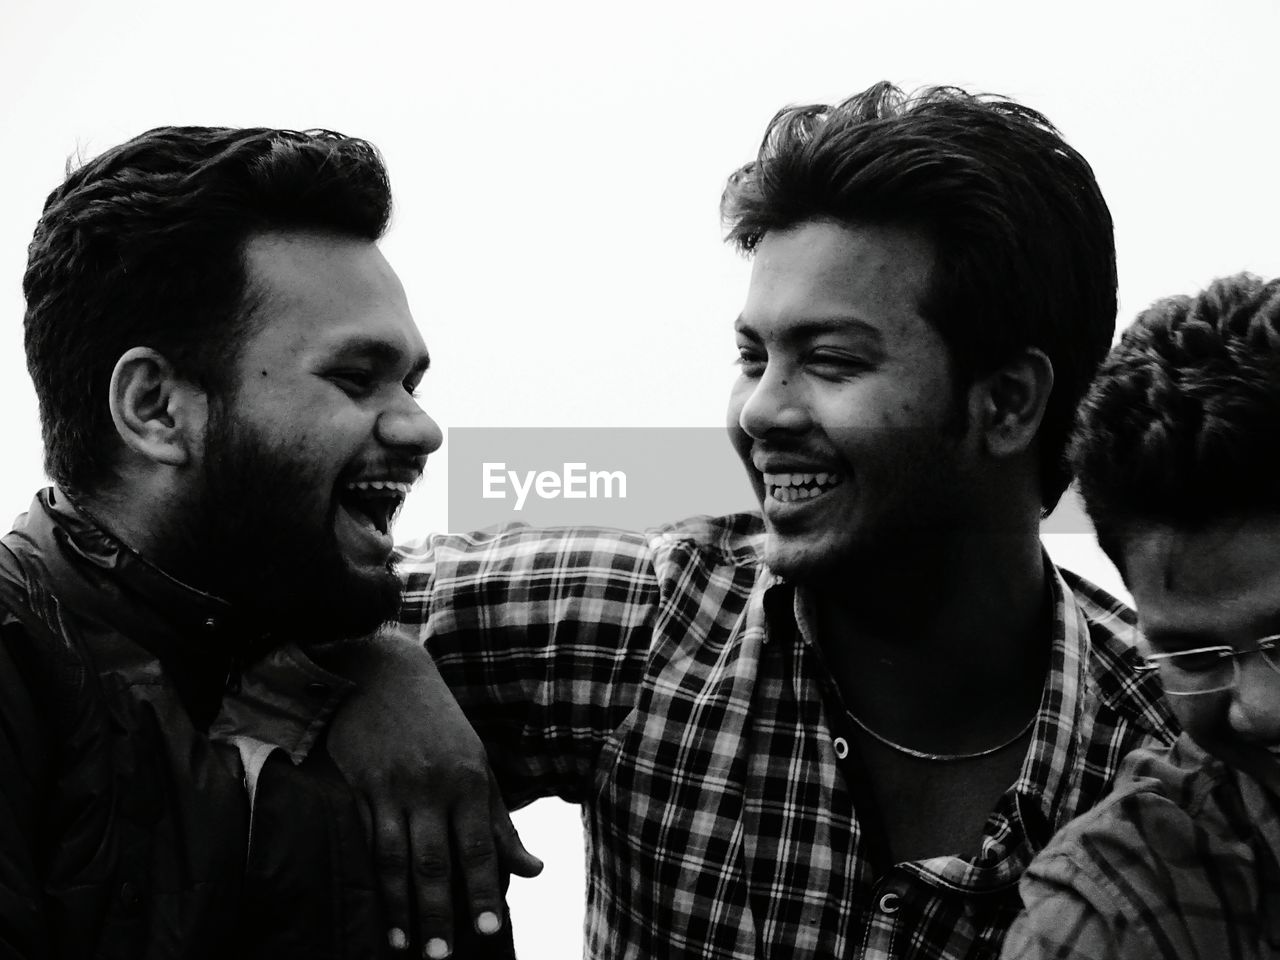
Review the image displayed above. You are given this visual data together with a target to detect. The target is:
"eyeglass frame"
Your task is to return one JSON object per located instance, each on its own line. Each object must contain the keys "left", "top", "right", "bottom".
{"left": 1137, "top": 634, "right": 1280, "bottom": 696}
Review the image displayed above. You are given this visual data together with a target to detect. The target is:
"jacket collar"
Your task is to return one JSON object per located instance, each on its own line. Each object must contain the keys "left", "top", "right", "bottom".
{"left": 19, "top": 487, "right": 270, "bottom": 724}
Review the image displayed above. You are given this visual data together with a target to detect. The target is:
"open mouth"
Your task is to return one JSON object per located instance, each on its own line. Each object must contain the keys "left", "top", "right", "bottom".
{"left": 337, "top": 479, "right": 412, "bottom": 538}
{"left": 763, "top": 471, "right": 844, "bottom": 503}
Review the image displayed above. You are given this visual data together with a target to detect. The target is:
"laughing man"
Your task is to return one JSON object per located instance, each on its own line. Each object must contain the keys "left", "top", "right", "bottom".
{"left": 389, "top": 82, "right": 1178, "bottom": 959}
{"left": 0, "top": 126, "right": 535, "bottom": 959}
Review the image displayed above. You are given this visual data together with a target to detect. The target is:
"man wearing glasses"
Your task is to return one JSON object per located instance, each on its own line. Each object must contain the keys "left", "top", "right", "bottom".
{"left": 1002, "top": 272, "right": 1280, "bottom": 959}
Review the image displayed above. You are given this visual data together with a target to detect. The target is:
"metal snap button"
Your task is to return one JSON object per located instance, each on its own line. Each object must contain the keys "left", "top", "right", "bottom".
{"left": 833, "top": 736, "right": 849, "bottom": 759}
{"left": 119, "top": 880, "right": 140, "bottom": 908}
{"left": 878, "top": 892, "right": 901, "bottom": 915}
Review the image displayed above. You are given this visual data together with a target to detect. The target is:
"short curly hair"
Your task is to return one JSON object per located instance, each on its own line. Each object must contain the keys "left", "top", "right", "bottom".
{"left": 1071, "top": 272, "right": 1280, "bottom": 572}
{"left": 721, "top": 81, "right": 1118, "bottom": 512}
{"left": 23, "top": 126, "right": 392, "bottom": 495}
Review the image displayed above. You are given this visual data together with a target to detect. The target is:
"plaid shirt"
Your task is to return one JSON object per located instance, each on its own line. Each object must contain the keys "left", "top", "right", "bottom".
{"left": 1001, "top": 734, "right": 1280, "bottom": 960}
{"left": 397, "top": 513, "right": 1178, "bottom": 960}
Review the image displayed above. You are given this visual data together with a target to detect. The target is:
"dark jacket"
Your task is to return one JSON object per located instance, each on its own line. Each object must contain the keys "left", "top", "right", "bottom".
{"left": 0, "top": 488, "right": 511, "bottom": 959}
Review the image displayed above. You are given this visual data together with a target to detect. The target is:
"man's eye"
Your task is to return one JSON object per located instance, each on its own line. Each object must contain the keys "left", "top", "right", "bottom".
{"left": 808, "top": 352, "right": 869, "bottom": 374}
{"left": 329, "top": 371, "right": 374, "bottom": 396}
{"left": 1167, "top": 648, "right": 1232, "bottom": 673}
{"left": 735, "top": 349, "right": 765, "bottom": 376}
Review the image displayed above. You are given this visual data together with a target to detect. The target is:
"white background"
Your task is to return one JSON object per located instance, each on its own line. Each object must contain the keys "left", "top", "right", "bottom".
{"left": 3, "top": 1, "right": 1280, "bottom": 955}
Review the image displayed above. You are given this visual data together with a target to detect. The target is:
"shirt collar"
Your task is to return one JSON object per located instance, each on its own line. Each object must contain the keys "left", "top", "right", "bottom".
{"left": 1011, "top": 558, "right": 1094, "bottom": 845}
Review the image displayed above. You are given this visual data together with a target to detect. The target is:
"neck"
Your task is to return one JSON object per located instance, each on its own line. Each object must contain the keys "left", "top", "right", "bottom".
{"left": 809, "top": 519, "right": 1050, "bottom": 755}
{"left": 75, "top": 483, "right": 215, "bottom": 595}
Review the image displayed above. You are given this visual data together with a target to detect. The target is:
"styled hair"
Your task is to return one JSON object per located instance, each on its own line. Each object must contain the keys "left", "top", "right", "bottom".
{"left": 720, "top": 81, "right": 1117, "bottom": 511}
{"left": 23, "top": 126, "right": 392, "bottom": 494}
{"left": 1071, "top": 273, "right": 1280, "bottom": 572}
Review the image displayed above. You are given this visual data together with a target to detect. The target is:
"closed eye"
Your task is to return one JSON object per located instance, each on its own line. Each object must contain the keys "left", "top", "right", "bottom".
{"left": 327, "top": 369, "right": 375, "bottom": 397}
{"left": 734, "top": 348, "right": 766, "bottom": 377}
{"left": 1145, "top": 646, "right": 1234, "bottom": 673}
{"left": 806, "top": 350, "right": 871, "bottom": 377}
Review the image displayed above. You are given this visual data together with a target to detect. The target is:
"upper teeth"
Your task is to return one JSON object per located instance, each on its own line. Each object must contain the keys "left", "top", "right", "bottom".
{"left": 762, "top": 472, "right": 841, "bottom": 488}
{"left": 346, "top": 480, "right": 411, "bottom": 495}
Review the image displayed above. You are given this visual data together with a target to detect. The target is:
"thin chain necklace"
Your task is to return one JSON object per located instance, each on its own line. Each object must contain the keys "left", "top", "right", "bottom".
{"left": 845, "top": 708, "right": 1038, "bottom": 763}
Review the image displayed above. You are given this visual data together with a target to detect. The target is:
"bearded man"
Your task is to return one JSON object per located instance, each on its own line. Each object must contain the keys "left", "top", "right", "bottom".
{"left": 0, "top": 126, "right": 536, "bottom": 959}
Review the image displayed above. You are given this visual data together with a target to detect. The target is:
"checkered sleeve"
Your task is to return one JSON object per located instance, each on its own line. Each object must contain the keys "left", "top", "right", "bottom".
{"left": 1000, "top": 856, "right": 1153, "bottom": 960}
{"left": 1001, "top": 778, "right": 1241, "bottom": 960}
{"left": 396, "top": 524, "right": 658, "bottom": 808}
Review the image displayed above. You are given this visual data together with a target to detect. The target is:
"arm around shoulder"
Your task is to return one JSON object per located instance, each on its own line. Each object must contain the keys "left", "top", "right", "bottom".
{"left": 314, "top": 629, "right": 542, "bottom": 958}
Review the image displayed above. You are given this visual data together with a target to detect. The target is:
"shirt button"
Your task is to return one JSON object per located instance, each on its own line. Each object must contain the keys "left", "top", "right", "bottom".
{"left": 833, "top": 736, "right": 849, "bottom": 759}
{"left": 203, "top": 617, "right": 217, "bottom": 632}
{"left": 878, "top": 892, "right": 902, "bottom": 915}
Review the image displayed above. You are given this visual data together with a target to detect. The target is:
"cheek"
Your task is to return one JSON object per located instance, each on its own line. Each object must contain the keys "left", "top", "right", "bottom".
{"left": 1168, "top": 695, "right": 1225, "bottom": 740}
{"left": 805, "top": 385, "right": 879, "bottom": 453}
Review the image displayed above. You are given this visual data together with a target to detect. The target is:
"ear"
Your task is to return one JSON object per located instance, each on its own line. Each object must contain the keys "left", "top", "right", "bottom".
{"left": 107, "top": 347, "right": 209, "bottom": 468}
{"left": 970, "top": 348, "right": 1054, "bottom": 459}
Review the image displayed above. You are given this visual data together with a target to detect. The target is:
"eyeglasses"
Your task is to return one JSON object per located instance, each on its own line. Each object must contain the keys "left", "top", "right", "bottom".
{"left": 1139, "top": 635, "right": 1280, "bottom": 696}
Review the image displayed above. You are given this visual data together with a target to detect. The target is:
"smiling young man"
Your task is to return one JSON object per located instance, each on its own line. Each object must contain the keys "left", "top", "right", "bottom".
{"left": 1002, "top": 274, "right": 1280, "bottom": 960}
{"left": 393, "top": 82, "right": 1177, "bottom": 959}
{"left": 0, "top": 127, "right": 530, "bottom": 959}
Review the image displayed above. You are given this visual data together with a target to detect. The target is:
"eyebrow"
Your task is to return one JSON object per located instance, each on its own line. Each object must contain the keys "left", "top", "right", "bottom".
{"left": 734, "top": 314, "right": 885, "bottom": 343}
{"left": 332, "top": 335, "right": 431, "bottom": 379}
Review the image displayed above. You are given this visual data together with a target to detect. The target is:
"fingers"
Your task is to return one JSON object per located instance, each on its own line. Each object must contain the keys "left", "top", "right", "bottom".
{"left": 373, "top": 807, "right": 415, "bottom": 953}
{"left": 489, "top": 773, "right": 544, "bottom": 879}
{"left": 408, "top": 806, "right": 455, "bottom": 959}
{"left": 448, "top": 793, "right": 507, "bottom": 941}
{"left": 409, "top": 766, "right": 540, "bottom": 955}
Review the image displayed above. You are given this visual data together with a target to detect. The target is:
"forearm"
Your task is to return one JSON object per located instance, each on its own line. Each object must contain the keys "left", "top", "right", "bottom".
{"left": 307, "top": 628, "right": 433, "bottom": 681}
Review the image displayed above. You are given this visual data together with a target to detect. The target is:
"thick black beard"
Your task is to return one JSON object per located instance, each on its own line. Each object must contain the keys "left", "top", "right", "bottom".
{"left": 177, "top": 403, "right": 402, "bottom": 648}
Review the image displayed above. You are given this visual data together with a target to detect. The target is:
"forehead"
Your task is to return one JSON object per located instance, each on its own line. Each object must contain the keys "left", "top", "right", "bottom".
{"left": 739, "top": 219, "right": 936, "bottom": 340}
{"left": 1124, "top": 518, "right": 1280, "bottom": 641}
{"left": 241, "top": 231, "right": 425, "bottom": 361}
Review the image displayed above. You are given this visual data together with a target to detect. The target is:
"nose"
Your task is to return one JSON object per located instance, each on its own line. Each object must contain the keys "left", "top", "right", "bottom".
{"left": 1227, "top": 655, "right": 1280, "bottom": 742}
{"left": 735, "top": 361, "right": 811, "bottom": 440}
{"left": 377, "top": 396, "right": 443, "bottom": 456}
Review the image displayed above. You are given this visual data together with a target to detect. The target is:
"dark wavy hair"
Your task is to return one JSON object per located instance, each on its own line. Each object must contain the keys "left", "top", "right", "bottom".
{"left": 720, "top": 81, "right": 1117, "bottom": 512}
{"left": 23, "top": 126, "right": 392, "bottom": 494}
{"left": 1071, "top": 272, "right": 1280, "bottom": 572}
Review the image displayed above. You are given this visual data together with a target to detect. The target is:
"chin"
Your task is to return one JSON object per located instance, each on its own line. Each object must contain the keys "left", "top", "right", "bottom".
{"left": 763, "top": 534, "right": 845, "bottom": 582}
{"left": 291, "top": 560, "right": 403, "bottom": 643}
{"left": 344, "top": 564, "right": 403, "bottom": 633}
